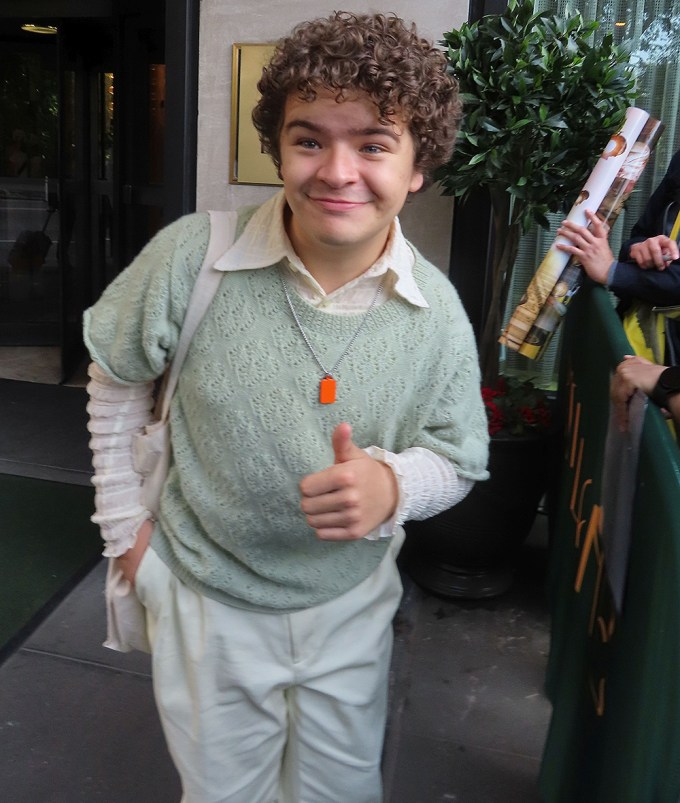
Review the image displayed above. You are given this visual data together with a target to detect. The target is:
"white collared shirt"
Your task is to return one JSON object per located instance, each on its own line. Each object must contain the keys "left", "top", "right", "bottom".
{"left": 214, "top": 190, "right": 428, "bottom": 313}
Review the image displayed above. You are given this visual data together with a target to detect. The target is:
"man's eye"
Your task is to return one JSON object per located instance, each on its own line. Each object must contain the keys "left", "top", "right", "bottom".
{"left": 297, "top": 139, "right": 320, "bottom": 149}
{"left": 362, "top": 144, "right": 385, "bottom": 155}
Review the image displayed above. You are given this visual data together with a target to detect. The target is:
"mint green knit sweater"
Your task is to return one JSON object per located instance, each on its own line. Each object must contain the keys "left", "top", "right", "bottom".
{"left": 84, "top": 209, "right": 488, "bottom": 612}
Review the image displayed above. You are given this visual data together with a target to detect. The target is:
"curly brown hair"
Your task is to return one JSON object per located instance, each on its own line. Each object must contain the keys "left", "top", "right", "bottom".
{"left": 252, "top": 11, "right": 461, "bottom": 182}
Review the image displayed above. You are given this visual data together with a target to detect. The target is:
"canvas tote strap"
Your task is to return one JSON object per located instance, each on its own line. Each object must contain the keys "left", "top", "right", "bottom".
{"left": 158, "top": 210, "right": 238, "bottom": 421}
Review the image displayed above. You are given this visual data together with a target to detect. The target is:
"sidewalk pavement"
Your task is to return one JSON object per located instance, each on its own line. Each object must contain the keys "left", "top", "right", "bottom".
{"left": 0, "top": 524, "right": 551, "bottom": 803}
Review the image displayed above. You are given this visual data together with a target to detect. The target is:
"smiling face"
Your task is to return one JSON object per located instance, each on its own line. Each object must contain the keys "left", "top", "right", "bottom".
{"left": 278, "top": 89, "right": 424, "bottom": 288}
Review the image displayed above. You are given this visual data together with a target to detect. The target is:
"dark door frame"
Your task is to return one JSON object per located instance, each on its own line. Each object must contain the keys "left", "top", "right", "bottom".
{"left": 164, "top": 0, "right": 199, "bottom": 222}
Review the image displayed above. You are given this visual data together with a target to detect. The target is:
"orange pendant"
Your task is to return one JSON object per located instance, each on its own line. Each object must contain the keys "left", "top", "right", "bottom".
{"left": 319, "top": 375, "right": 337, "bottom": 404}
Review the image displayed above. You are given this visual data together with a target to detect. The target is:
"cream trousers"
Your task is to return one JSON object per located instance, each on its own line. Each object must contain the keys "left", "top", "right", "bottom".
{"left": 135, "top": 531, "right": 405, "bottom": 803}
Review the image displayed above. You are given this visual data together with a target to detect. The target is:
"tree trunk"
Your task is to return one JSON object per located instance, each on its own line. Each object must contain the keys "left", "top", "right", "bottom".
{"left": 478, "top": 188, "right": 523, "bottom": 387}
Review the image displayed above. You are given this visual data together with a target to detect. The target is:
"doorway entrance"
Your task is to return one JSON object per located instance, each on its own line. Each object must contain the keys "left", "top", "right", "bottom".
{"left": 0, "top": 0, "right": 197, "bottom": 384}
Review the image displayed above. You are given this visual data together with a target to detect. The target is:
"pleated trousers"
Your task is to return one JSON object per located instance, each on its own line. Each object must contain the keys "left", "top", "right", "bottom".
{"left": 135, "top": 531, "right": 404, "bottom": 803}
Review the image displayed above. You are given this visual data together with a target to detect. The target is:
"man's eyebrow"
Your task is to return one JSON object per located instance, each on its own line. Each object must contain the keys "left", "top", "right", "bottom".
{"left": 283, "top": 119, "right": 401, "bottom": 142}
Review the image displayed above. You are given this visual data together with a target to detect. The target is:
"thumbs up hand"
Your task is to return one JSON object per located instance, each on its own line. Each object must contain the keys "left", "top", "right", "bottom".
{"left": 299, "top": 422, "right": 398, "bottom": 541}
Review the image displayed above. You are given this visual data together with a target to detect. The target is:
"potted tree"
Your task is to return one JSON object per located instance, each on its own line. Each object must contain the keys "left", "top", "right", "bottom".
{"left": 437, "top": 0, "right": 636, "bottom": 386}
{"left": 404, "top": 0, "right": 637, "bottom": 598}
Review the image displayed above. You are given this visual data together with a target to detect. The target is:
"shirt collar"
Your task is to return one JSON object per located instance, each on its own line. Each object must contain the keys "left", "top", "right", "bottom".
{"left": 213, "top": 189, "right": 429, "bottom": 308}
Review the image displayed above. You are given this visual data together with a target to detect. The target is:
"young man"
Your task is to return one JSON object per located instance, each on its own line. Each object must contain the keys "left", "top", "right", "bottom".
{"left": 84, "top": 12, "right": 489, "bottom": 802}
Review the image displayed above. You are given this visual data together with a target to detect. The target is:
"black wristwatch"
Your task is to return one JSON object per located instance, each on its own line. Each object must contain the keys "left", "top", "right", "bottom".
{"left": 650, "top": 365, "right": 680, "bottom": 408}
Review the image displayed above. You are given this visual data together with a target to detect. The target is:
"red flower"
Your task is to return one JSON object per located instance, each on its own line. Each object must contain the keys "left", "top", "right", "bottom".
{"left": 481, "top": 377, "right": 551, "bottom": 437}
{"left": 481, "top": 386, "right": 501, "bottom": 403}
{"left": 520, "top": 406, "right": 536, "bottom": 425}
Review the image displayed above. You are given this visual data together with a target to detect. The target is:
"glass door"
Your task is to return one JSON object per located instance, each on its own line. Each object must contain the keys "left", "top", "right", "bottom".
{"left": 0, "top": 23, "right": 60, "bottom": 364}
{"left": 0, "top": 12, "right": 167, "bottom": 382}
{"left": 57, "top": 19, "right": 118, "bottom": 382}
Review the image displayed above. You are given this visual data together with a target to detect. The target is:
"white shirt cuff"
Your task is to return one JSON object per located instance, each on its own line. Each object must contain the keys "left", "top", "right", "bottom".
{"left": 362, "top": 445, "right": 475, "bottom": 540}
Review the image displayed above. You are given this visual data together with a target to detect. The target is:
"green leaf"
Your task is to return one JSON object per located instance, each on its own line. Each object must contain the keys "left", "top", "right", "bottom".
{"left": 480, "top": 119, "right": 503, "bottom": 133}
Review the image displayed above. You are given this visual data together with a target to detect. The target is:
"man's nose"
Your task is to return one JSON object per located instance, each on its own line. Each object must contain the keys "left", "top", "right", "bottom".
{"left": 316, "top": 146, "right": 358, "bottom": 185}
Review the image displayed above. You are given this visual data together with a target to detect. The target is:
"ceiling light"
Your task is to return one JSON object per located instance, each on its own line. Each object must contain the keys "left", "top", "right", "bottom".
{"left": 21, "top": 24, "right": 58, "bottom": 35}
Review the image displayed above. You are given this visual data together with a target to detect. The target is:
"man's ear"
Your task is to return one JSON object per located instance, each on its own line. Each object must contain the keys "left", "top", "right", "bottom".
{"left": 409, "top": 171, "right": 425, "bottom": 194}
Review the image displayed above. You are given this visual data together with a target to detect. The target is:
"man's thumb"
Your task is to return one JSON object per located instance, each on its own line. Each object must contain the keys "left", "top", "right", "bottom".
{"left": 332, "top": 422, "right": 361, "bottom": 464}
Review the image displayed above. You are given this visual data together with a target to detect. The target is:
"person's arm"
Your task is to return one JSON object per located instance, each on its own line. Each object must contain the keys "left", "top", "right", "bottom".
{"left": 86, "top": 361, "right": 156, "bottom": 582}
{"left": 610, "top": 355, "right": 680, "bottom": 431}
{"left": 556, "top": 209, "right": 680, "bottom": 305}
{"left": 299, "top": 423, "right": 397, "bottom": 541}
{"left": 626, "top": 236, "right": 679, "bottom": 270}
{"left": 362, "top": 445, "right": 474, "bottom": 540}
{"left": 84, "top": 215, "right": 212, "bottom": 576}
{"left": 668, "top": 394, "right": 680, "bottom": 426}
{"left": 608, "top": 260, "right": 680, "bottom": 306}
{"left": 555, "top": 210, "right": 615, "bottom": 284}
{"left": 299, "top": 424, "right": 474, "bottom": 541}
{"left": 558, "top": 151, "right": 680, "bottom": 279}
{"left": 621, "top": 150, "right": 680, "bottom": 259}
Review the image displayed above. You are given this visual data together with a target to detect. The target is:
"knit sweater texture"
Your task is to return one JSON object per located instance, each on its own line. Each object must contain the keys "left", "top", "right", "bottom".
{"left": 84, "top": 207, "right": 489, "bottom": 612}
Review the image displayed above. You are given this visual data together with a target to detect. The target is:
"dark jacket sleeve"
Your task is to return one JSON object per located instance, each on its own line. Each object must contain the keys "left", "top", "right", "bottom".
{"left": 610, "top": 260, "right": 680, "bottom": 306}
{"left": 619, "top": 149, "right": 680, "bottom": 261}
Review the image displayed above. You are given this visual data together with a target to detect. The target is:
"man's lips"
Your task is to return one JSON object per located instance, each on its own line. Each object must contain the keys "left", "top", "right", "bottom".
{"left": 309, "top": 197, "right": 368, "bottom": 212}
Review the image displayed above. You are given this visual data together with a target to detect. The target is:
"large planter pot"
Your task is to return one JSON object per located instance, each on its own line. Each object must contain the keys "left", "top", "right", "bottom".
{"left": 402, "top": 429, "right": 558, "bottom": 599}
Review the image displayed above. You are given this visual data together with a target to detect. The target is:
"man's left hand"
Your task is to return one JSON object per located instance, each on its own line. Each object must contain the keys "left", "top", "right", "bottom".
{"left": 299, "top": 422, "right": 398, "bottom": 540}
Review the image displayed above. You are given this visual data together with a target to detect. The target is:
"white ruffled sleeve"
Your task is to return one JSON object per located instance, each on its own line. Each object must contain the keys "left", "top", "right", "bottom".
{"left": 363, "top": 446, "right": 475, "bottom": 540}
{"left": 86, "top": 361, "right": 156, "bottom": 557}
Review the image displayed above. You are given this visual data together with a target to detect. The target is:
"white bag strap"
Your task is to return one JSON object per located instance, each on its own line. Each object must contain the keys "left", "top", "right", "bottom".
{"left": 158, "top": 210, "right": 237, "bottom": 421}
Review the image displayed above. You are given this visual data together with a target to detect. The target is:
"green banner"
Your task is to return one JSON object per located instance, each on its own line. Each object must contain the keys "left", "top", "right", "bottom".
{"left": 540, "top": 286, "right": 680, "bottom": 802}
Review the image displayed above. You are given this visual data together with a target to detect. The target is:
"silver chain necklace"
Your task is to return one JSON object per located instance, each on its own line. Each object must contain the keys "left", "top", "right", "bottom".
{"left": 280, "top": 272, "right": 384, "bottom": 404}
